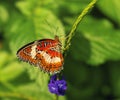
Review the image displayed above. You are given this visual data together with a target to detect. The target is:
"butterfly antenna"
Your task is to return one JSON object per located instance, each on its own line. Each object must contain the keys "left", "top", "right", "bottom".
{"left": 59, "top": 33, "right": 70, "bottom": 41}
{"left": 44, "top": 19, "right": 56, "bottom": 37}
{"left": 55, "top": 26, "right": 59, "bottom": 36}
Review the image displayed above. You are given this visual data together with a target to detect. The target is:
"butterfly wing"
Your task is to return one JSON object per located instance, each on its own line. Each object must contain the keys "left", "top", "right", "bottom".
{"left": 36, "top": 40, "right": 64, "bottom": 74}
{"left": 36, "top": 46, "right": 64, "bottom": 74}
{"left": 17, "top": 39, "right": 63, "bottom": 74}
{"left": 17, "top": 41, "right": 38, "bottom": 66}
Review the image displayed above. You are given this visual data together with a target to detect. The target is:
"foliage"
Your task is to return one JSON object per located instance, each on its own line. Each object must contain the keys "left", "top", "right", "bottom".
{"left": 0, "top": 0, "right": 120, "bottom": 100}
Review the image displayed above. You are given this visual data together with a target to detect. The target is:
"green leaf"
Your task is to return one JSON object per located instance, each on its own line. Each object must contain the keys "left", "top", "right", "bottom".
{"left": 16, "top": 0, "right": 61, "bottom": 16}
{"left": 5, "top": 7, "right": 65, "bottom": 56}
{"left": 0, "top": 5, "right": 9, "bottom": 23}
{"left": 17, "top": 83, "right": 54, "bottom": 100}
{"left": 0, "top": 82, "right": 66, "bottom": 100}
{"left": 15, "top": 0, "right": 35, "bottom": 17}
{"left": 24, "top": 64, "right": 49, "bottom": 89}
{"left": 97, "top": 0, "right": 120, "bottom": 26}
{"left": 70, "top": 16, "right": 120, "bottom": 65}
{"left": 0, "top": 62, "right": 25, "bottom": 82}
{"left": 61, "top": 0, "right": 90, "bottom": 15}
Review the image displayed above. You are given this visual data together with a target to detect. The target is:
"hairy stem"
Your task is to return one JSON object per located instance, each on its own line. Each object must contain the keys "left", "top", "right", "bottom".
{"left": 65, "top": 0, "right": 97, "bottom": 51}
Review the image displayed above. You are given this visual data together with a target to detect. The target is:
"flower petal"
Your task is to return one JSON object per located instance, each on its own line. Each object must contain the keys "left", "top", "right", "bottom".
{"left": 48, "top": 74, "right": 67, "bottom": 95}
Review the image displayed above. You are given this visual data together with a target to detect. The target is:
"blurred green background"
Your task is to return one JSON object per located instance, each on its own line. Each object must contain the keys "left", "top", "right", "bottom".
{"left": 0, "top": 0, "right": 120, "bottom": 100}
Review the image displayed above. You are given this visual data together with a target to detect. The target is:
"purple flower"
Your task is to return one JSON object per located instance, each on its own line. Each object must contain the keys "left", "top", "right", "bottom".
{"left": 48, "top": 74, "right": 67, "bottom": 96}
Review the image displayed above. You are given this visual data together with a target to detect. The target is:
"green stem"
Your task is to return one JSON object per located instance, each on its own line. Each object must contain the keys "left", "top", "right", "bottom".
{"left": 65, "top": 0, "right": 97, "bottom": 51}
{"left": 55, "top": 94, "right": 59, "bottom": 100}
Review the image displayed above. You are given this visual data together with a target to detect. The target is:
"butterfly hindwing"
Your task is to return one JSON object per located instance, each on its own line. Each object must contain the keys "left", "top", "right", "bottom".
{"left": 36, "top": 47, "right": 63, "bottom": 74}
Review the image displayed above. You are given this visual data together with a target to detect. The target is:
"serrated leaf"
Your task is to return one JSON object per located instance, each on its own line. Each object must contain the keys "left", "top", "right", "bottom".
{"left": 97, "top": 0, "right": 120, "bottom": 26}
{"left": 24, "top": 64, "right": 49, "bottom": 89}
{"left": 70, "top": 16, "right": 120, "bottom": 65}
{"left": 5, "top": 7, "right": 65, "bottom": 56}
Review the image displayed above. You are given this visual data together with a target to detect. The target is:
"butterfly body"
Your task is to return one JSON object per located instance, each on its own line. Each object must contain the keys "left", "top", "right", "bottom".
{"left": 17, "top": 36, "right": 63, "bottom": 74}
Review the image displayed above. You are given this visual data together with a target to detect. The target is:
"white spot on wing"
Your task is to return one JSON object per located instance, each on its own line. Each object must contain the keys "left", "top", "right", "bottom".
{"left": 38, "top": 51, "right": 61, "bottom": 63}
{"left": 46, "top": 55, "right": 51, "bottom": 63}
{"left": 31, "top": 45, "right": 37, "bottom": 59}
{"left": 51, "top": 57, "right": 61, "bottom": 64}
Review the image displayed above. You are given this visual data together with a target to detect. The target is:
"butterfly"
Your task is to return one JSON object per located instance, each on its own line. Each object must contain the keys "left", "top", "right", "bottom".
{"left": 16, "top": 36, "right": 64, "bottom": 75}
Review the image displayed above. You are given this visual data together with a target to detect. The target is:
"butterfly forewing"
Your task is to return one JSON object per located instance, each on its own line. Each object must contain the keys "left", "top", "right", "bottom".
{"left": 17, "top": 42, "right": 38, "bottom": 66}
{"left": 17, "top": 36, "right": 64, "bottom": 74}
